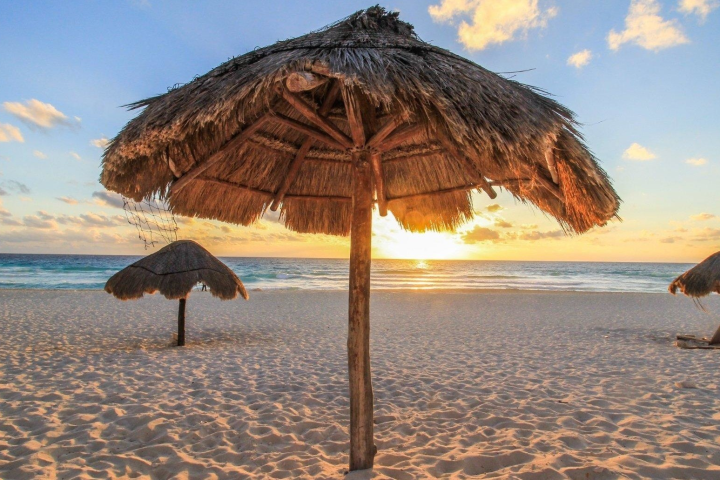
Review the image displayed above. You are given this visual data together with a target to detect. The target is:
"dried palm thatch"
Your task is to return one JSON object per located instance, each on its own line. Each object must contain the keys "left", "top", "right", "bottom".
{"left": 101, "top": 6, "right": 620, "bottom": 235}
{"left": 669, "top": 251, "right": 720, "bottom": 346}
{"left": 105, "top": 240, "right": 248, "bottom": 301}
{"left": 99, "top": 6, "right": 621, "bottom": 470}
{"left": 669, "top": 251, "right": 720, "bottom": 298}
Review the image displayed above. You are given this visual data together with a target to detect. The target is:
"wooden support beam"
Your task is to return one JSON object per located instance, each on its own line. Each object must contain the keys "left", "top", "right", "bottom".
{"left": 286, "top": 71, "right": 327, "bottom": 92}
{"left": 348, "top": 150, "right": 375, "bottom": 471}
{"left": 388, "top": 184, "right": 478, "bottom": 202}
{"left": 366, "top": 116, "right": 402, "bottom": 149}
{"left": 280, "top": 87, "right": 353, "bottom": 149}
{"left": 489, "top": 178, "right": 532, "bottom": 187}
{"left": 370, "top": 152, "right": 387, "bottom": 216}
{"left": 545, "top": 134, "right": 559, "bottom": 184}
{"left": 526, "top": 164, "right": 564, "bottom": 202}
{"left": 342, "top": 86, "right": 366, "bottom": 148}
{"left": 270, "top": 81, "right": 341, "bottom": 211}
{"left": 382, "top": 148, "right": 445, "bottom": 164}
{"left": 197, "top": 177, "right": 351, "bottom": 202}
{"left": 171, "top": 112, "right": 272, "bottom": 195}
{"left": 375, "top": 124, "right": 424, "bottom": 153}
{"left": 271, "top": 113, "right": 346, "bottom": 150}
{"left": 436, "top": 135, "right": 497, "bottom": 200}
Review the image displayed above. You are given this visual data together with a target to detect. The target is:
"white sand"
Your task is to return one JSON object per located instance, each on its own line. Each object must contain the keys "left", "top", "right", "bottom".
{"left": 1, "top": 289, "right": 720, "bottom": 479}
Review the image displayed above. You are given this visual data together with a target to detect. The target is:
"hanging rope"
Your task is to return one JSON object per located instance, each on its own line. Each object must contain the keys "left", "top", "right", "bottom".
{"left": 123, "top": 195, "right": 178, "bottom": 249}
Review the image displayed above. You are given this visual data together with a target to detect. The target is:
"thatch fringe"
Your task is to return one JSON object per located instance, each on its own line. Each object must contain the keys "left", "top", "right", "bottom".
{"left": 101, "top": 6, "right": 620, "bottom": 236}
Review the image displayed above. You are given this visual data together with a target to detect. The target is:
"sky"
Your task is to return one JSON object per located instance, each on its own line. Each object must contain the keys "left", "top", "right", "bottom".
{"left": 0, "top": 0, "right": 718, "bottom": 262}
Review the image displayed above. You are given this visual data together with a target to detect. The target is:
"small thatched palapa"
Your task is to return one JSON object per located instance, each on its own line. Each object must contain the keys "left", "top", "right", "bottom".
{"left": 105, "top": 240, "right": 248, "bottom": 300}
{"left": 105, "top": 240, "right": 248, "bottom": 347}
{"left": 100, "top": 6, "right": 620, "bottom": 470}
{"left": 669, "top": 251, "right": 720, "bottom": 345}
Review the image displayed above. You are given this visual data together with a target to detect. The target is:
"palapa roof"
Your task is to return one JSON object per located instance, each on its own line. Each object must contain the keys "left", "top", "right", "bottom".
{"left": 105, "top": 240, "right": 249, "bottom": 300}
{"left": 669, "top": 251, "right": 720, "bottom": 298}
{"left": 101, "top": 6, "right": 620, "bottom": 236}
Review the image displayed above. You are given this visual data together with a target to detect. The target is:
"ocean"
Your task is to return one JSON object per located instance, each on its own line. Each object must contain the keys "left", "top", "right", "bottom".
{"left": 0, "top": 254, "right": 692, "bottom": 293}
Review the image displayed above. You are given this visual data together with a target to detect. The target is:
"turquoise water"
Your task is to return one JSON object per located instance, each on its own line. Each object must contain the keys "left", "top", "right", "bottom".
{"left": 0, "top": 254, "right": 692, "bottom": 293}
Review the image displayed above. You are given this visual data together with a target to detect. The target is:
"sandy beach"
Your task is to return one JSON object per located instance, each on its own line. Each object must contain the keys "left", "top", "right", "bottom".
{"left": 1, "top": 289, "right": 719, "bottom": 479}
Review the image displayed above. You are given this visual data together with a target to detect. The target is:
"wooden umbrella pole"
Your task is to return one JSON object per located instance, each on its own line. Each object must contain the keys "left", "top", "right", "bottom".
{"left": 348, "top": 149, "right": 375, "bottom": 470}
{"left": 709, "top": 323, "right": 720, "bottom": 345}
{"left": 177, "top": 298, "right": 187, "bottom": 347}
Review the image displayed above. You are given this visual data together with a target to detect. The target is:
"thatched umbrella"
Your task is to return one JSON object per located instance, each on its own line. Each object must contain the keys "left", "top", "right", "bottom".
{"left": 100, "top": 7, "right": 620, "bottom": 470}
{"left": 105, "top": 240, "right": 248, "bottom": 346}
{"left": 669, "top": 251, "right": 720, "bottom": 345}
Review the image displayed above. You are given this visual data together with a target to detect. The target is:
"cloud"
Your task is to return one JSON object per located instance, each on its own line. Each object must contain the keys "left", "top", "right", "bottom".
{"left": 494, "top": 218, "right": 513, "bottom": 228}
{"left": 693, "top": 227, "right": 720, "bottom": 241}
{"left": 0, "top": 180, "right": 31, "bottom": 195}
{"left": 622, "top": 143, "right": 656, "bottom": 161}
{"left": 685, "top": 157, "right": 707, "bottom": 166}
{"left": 3, "top": 99, "right": 77, "bottom": 130}
{"left": 0, "top": 123, "right": 24, "bottom": 143}
{"left": 0, "top": 199, "right": 10, "bottom": 217}
{"left": 22, "top": 214, "right": 57, "bottom": 229}
{"left": 679, "top": 0, "right": 719, "bottom": 21}
{"left": 608, "top": 0, "right": 688, "bottom": 51}
{"left": 57, "top": 196, "right": 79, "bottom": 205}
{"left": 567, "top": 49, "right": 592, "bottom": 68}
{"left": 462, "top": 225, "right": 501, "bottom": 243}
{"left": 486, "top": 203, "right": 504, "bottom": 213}
{"left": 90, "top": 137, "right": 109, "bottom": 149}
{"left": 519, "top": 229, "right": 565, "bottom": 240}
{"left": 70, "top": 151, "right": 82, "bottom": 161}
{"left": 33, "top": 150, "right": 47, "bottom": 159}
{"left": 92, "top": 190, "right": 125, "bottom": 209}
{"left": 428, "top": 0, "right": 558, "bottom": 50}
{"left": 690, "top": 213, "right": 716, "bottom": 221}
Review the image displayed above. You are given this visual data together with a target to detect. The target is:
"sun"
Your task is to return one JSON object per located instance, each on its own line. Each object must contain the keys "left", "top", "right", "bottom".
{"left": 373, "top": 213, "right": 465, "bottom": 260}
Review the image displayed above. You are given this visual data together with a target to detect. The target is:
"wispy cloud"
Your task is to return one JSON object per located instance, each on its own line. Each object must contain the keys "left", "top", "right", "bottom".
{"left": 90, "top": 137, "right": 109, "bottom": 149}
{"left": 56, "top": 196, "right": 80, "bottom": 205}
{"left": 70, "top": 152, "right": 82, "bottom": 161}
{"left": 33, "top": 150, "right": 47, "bottom": 159}
{"left": 567, "top": 49, "right": 592, "bottom": 68}
{"left": 0, "top": 180, "right": 31, "bottom": 195}
{"left": 0, "top": 123, "right": 24, "bottom": 143}
{"left": 623, "top": 143, "right": 656, "bottom": 161}
{"left": 690, "top": 213, "right": 716, "bottom": 221}
{"left": 679, "top": 0, "right": 719, "bottom": 22}
{"left": 428, "top": 0, "right": 557, "bottom": 50}
{"left": 92, "top": 190, "right": 125, "bottom": 209}
{"left": 519, "top": 229, "right": 565, "bottom": 240}
{"left": 685, "top": 157, "right": 707, "bottom": 166}
{"left": 608, "top": 0, "right": 688, "bottom": 51}
{"left": 3, "top": 99, "right": 78, "bottom": 130}
{"left": 0, "top": 199, "right": 10, "bottom": 217}
{"left": 486, "top": 203, "right": 504, "bottom": 213}
{"left": 462, "top": 225, "right": 501, "bottom": 243}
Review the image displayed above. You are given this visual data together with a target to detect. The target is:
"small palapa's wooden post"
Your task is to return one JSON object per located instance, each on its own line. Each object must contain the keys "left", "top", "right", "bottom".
{"left": 348, "top": 148, "right": 375, "bottom": 470}
{"left": 709, "top": 324, "right": 720, "bottom": 345}
{"left": 177, "top": 297, "right": 187, "bottom": 346}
